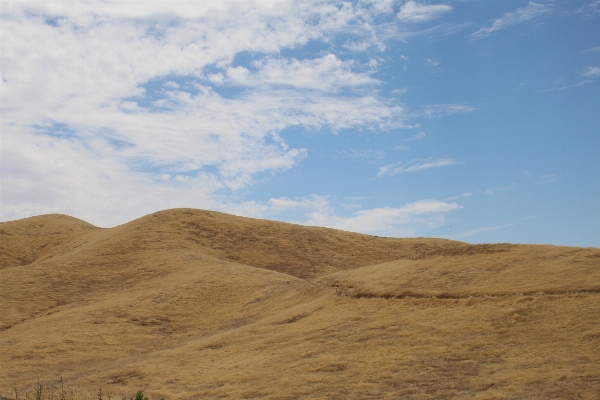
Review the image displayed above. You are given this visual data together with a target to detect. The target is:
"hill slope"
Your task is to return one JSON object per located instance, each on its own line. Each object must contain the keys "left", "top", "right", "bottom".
{"left": 316, "top": 243, "right": 600, "bottom": 298}
{"left": 0, "top": 214, "right": 97, "bottom": 270}
{"left": 1, "top": 209, "right": 460, "bottom": 279}
{"left": 1, "top": 210, "right": 599, "bottom": 399}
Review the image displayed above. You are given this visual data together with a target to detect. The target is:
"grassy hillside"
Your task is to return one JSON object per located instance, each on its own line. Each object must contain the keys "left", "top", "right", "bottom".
{"left": 1, "top": 210, "right": 599, "bottom": 399}
{"left": 317, "top": 243, "right": 600, "bottom": 298}
{"left": 0, "top": 214, "right": 97, "bottom": 270}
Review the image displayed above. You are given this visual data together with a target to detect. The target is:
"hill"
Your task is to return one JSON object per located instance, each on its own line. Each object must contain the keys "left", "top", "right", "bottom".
{"left": 1, "top": 209, "right": 599, "bottom": 399}
{"left": 0, "top": 214, "right": 97, "bottom": 270}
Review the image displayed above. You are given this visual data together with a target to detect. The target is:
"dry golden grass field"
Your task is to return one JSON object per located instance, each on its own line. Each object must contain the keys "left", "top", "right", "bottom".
{"left": 1, "top": 208, "right": 599, "bottom": 399}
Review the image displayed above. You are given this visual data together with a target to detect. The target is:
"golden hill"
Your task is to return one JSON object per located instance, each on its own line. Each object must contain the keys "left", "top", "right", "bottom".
{"left": 0, "top": 214, "right": 97, "bottom": 270}
{"left": 1, "top": 209, "right": 599, "bottom": 399}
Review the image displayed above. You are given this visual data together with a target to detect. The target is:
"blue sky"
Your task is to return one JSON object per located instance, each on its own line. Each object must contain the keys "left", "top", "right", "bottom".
{"left": 1, "top": 0, "right": 599, "bottom": 246}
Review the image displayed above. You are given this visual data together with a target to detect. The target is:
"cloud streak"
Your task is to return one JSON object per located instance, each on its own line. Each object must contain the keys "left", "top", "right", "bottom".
{"left": 415, "top": 104, "right": 478, "bottom": 118}
{"left": 471, "top": 2, "right": 550, "bottom": 39}
{"left": 584, "top": 67, "right": 600, "bottom": 77}
{"left": 404, "top": 132, "right": 426, "bottom": 141}
{"left": 455, "top": 223, "right": 513, "bottom": 238}
{"left": 333, "top": 149, "right": 385, "bottom": 161}
{"left": 583, "top": 46, "right": 600, "bottom": 53}
{"left": 397, "top": 1, "right": 452, "bottom": 23}
{"left": 378, "top": 157, "right": 458, "bottom": 177}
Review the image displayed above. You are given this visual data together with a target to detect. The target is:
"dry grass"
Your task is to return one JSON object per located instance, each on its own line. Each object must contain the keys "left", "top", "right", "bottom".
{"left": 1, "top": 209, "right": 599, "bottom": 399}
{"left": 0, "top": 214, "right": 97, "bottom": 270}
{"left": 316, "top": 243, "right": 600, "bottom": 298}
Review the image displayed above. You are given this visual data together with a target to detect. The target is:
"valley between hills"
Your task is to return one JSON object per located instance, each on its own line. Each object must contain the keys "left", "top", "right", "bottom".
{"left": 1, "top": 209, "right": 599, "bottom": 399}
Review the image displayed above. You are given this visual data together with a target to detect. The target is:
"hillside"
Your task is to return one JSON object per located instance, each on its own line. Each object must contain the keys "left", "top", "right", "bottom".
{"left": 1, "top": 209, "right": 599, "bottom": 399}
{"left": 317, "top": 243, "right": 600, "bottom": 298}
{"left": 0, "top": 214, "right": 97, "bottom": 270}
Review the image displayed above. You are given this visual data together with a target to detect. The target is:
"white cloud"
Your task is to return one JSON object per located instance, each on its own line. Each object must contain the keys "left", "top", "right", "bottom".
{"left": 404, "top": 131, "right": 426, "bottom": 141}
{"left": 397, "top": 1, "right": 452, "bottom": 23}
{"left": 576, "top": 0, "right": 600, "bottom": 17}
{"left": 208, "top": 73, "right": 225, "bottom": 84}
{"left": 220, "top": 194, "right": 462, "bottom": 236}
{"left": 426, "top": 58, "right": 440, "bottom": 67}
{"left": 535, "top": 174, "right": 556, "bottom": 185}
{"left": 583, "top": 67, "right": 600, "bottom": 77}
{"left": 226, "top": 54, "right": 379, "bottom": 91}
{"left": 583, "top": 46, "right": 600, "bottom": 53}
{"left": 0, "top": 0, "right": 405, "bottom": 226}
{"left": 268, "top": 195, "right": 331, "bottom": 215}
{"left": 456, "top": 223, "right": 513, "bottom": 238}
{"left": 378, "top": 157, "right": 457, "bottom": 177}
{"left": 333, "top": 149, "right": 385, "bottom": 161}
{"left": 471, "top": 2, "right": 551, "bottom": 39}
{"left": 554, "top": 80, "right": 593, "bottom": 90}
{"left": 416, "top": 104, "right": 478, "bottom": 118}
{"left": 163, "top": 81, "right": 179, "bottom": 89}
{"left": 363, "top": 0, "right": 396, "bottom": 15}
{"left": 245, "top": 195, "right": 461, "bottom": 236}
{"left": 482, "top": 185, "right": 514, "bottom": 195}
{"left": 305, "top": 199, "right": 461, "bottom": 235}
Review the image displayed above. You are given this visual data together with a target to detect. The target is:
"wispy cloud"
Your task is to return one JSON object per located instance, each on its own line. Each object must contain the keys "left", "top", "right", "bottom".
{"left": 535, "top": 174, "right": 556, "bottom": 185}
{"left": 575, "top": 0, "right": 600, "bottom": 17}
{"left": 583, "top": 67, "right": 600, "bottom": 77}
{"left": 397, "top": 1, "right": 453, "bottom": 23}
{"left": 399, "top": 21, "right": 471, "bottom": 40}
{"left": 267, "top": 195, "right": 330, "bottom": 214}
{"left": 538, "top": 78, "right": 594, "bottom": 92}
{"left": 455, "top": 223, "right": 514, "bottom": 238}
{"left": 230, "top": 195, "right": 461, "bottom": 236}
{"left": 444, "top": 192, "right": 472, "bottom": 201}
{"left": 226, "top": 55, "right": 379, "bottom": 91}
{"left": 482, "top": 184, "right": 516, "bottom": 195}
{"left": 471, "top": 2, "right": 551, "bottom": 40}
{"left": 415, "top": 104, "right": 478, "bottom": 118}
{"left": 404, "top": 131, "right": 426, "bottom": 141}
{"left": 454, "top": 215, "right": 537, "bottom": 239}
{"left": 378, "top": 157, "right": 457, "bottom": 177}
{"left": 333, "top": 149, "right": 385, "bottom": 161}
{"left": 557, "top": 80, "right": 593, "bottom": 90}
{"left": 308, "top": 200, "right": 461, "bottom": 236}
{"left": 583, "top": 46, "right": 600, "bottom": 53}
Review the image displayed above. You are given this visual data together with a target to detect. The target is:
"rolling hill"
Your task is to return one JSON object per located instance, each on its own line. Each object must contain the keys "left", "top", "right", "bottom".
{"left": 1, "top": 209, "right": 599, "bottom": 399}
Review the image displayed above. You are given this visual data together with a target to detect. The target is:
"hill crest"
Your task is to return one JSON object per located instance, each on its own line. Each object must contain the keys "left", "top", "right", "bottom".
{"left": 1, "top": 208, "right": 461, "bottom": 279}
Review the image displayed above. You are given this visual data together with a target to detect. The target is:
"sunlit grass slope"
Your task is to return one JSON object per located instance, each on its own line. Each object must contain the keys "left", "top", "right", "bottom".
{"left": 0, "top": 209, "right": 456, "bottom": 330}
{"left": 106, "top": 208, "right": 460, "bottom": 279}
{"left": 1, "top": 209, "right": 599, "bottom": 399}
{"left": 317, "top": 243, "right": 600, "bottom": 298}
{"left": 0, "top": 214, "right": 97, "bottom": 270}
